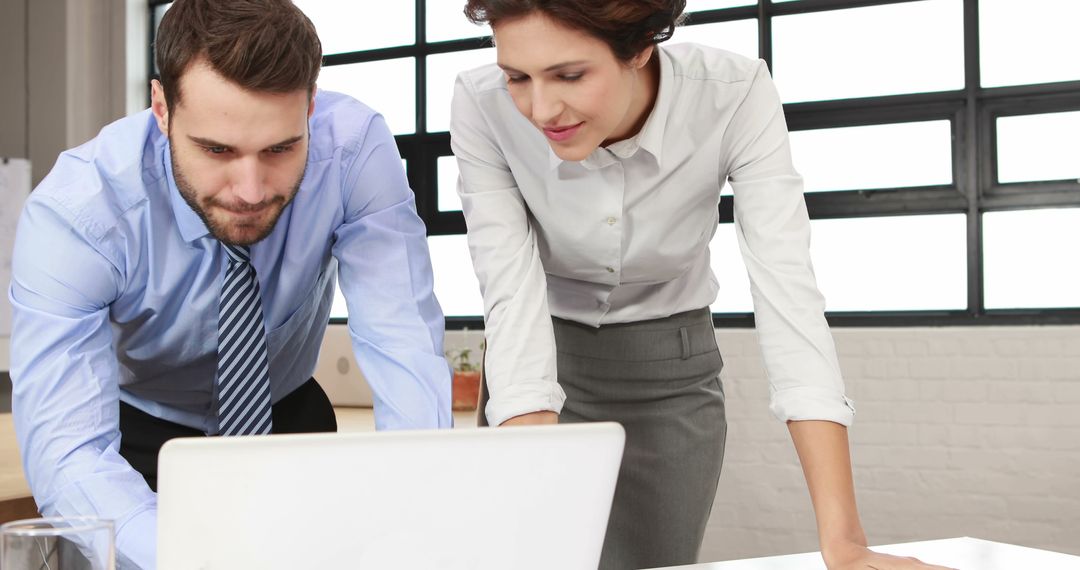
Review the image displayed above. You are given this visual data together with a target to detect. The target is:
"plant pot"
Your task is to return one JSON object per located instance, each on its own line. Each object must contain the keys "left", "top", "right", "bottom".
{"left": 451, "top": 370, "right": 482, "bottom": 411}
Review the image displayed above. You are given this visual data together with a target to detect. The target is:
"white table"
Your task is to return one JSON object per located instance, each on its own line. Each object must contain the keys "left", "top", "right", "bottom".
{"left": 649, "top": 537, "right": 1080, "bottom": 569}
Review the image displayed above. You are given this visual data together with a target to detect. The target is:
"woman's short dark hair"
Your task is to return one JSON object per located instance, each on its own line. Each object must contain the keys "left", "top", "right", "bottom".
{"left": 155, "top": 0, "right": 322, "bottom": 112}
{"left": 463, "top": 0, "right": 687, "bottom": 62}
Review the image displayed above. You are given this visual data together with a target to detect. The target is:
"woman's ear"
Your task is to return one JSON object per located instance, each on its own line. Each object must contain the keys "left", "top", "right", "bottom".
{"left": 630, "top": 45, "right": 655, "bottom": 70}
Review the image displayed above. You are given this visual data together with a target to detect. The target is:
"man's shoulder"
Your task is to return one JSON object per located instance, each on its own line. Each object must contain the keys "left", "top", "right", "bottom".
{"left": 29, "top": 110, "right": 162, "bottom": 239}
{"left": 307, "top": 90, "right": 385, "bottom": 161}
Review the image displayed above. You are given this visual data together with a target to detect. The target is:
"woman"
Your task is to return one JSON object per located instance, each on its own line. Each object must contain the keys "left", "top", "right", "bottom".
{"left": 450, "top": 2, "right": 952, "bottom": 569}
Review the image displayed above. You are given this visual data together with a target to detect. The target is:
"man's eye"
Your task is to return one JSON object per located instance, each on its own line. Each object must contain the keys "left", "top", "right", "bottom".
{"left": 268, "top": 145, "right": 293, "bottom": 154}
{"left": 204, "top": 146, "right": 228, "bottom": 155}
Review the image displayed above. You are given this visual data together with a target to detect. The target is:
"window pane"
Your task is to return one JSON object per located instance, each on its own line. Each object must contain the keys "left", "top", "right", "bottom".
{"left": 709, "top": 224, "right": 753, "bottom": 313}
{"left": 810, "top": 214, "right": 967, "bottom": 311}
{"left": 772, "top": 0, "right": 964, "bottom": 103}
{"left": 685, "top": 0, "right": 754, "bottom": 10}
{"left": 427, "top": 0, "right": 489, "bottom": 42}
{"left": 438, "top": 156, "right": 462, "bottom": 212}
{"left": 984, "top": 209, "right": 1080, "bottom": 309}
{"left": 670, "top": 19, "right": 758, "bottom": 60}
{"left": 980, "top": 0, "right": 1080, "bottom": 87}
{"left": 152, "top": 3, "right": 172, "bottom": 75}
{"left": 790, "top": 121, "right": 953, "bottom": 192}
{"left": 429, "top": 235, "right": 484, "bottom": 317}
{"left": 294, "top": 0, "right": 414, "bottom": 55}
{"left": 330, "top": 286, "right": 347, "bottom": 319}
{"left": 996, "top": 111, "right": 1080, "bottom": 184}
{"left": 427, "top": 48, "right": 496, "bottom": 133}
{"left": 319, "top": 59, "right": 416, "bottom": 135}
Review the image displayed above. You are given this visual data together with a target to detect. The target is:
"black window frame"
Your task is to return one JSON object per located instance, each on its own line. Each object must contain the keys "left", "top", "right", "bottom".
{"left": 147, "top": 0, "right": 1080, "bottom": 329}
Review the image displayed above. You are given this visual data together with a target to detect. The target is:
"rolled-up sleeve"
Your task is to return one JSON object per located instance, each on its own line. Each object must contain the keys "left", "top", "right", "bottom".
{"left": 449, "top": 74, "right": 566, "bottom": 427}
{"left": 333, "top": 113, "right": 453, "bottom": 430}
{"left": 723, "top": 61, "right": 855, "bottom": 427}
{"left": 10, "top": 197, "right": 158, "bottom": 569}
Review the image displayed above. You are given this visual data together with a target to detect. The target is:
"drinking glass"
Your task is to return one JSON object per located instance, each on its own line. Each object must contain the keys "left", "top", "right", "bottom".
{"left": 1, "top": 517, "right": 115, "bottom": 570}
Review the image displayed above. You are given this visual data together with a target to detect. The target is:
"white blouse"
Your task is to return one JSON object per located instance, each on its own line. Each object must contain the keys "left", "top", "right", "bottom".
{"left": 450, "top": 43, "right": 855, "bottom": 427}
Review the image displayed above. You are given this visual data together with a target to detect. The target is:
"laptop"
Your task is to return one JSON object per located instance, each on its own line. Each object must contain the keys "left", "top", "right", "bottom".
{"left": 157, "top": 423, "right": 625, "bottom": 569}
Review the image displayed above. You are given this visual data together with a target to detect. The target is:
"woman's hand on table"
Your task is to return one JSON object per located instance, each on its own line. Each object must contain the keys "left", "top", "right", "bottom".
{"left": 826, "top": 541, "right": 958, "bottom": 570}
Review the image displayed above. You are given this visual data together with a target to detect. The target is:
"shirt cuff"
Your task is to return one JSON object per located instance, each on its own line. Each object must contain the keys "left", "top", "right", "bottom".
{"left": 484, "top": 379, "right": 566, "bottom": 427}
{"left": 115, "top": 505, "right": 157, "bottom": 570}
{"left": 769, "top": 386, "right": 856, "bottom": 427}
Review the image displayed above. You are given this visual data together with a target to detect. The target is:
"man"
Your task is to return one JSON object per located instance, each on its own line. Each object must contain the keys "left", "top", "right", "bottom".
{"left": 8, "top": 1, "right": 451, "bottom": 567}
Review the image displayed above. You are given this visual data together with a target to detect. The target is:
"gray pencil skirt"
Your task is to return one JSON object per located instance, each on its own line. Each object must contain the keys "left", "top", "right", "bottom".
{"left": 554, "top": 307, "right": 727, "bottom": 570}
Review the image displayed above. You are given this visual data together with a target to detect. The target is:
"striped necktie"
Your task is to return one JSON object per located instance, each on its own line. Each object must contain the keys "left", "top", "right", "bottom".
{"left": 216, "top": 244, "right": 273, "bottom": 436}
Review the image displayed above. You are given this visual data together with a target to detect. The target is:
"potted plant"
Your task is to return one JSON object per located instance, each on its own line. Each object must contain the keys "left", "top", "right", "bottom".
{"left": 446, "top": 340, "right": 483, "bottom": 411}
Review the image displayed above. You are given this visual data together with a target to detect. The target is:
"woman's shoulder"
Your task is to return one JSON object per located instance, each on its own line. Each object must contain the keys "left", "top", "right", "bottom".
{"left": 659, "top": 42, "right": 765, "bottom": 85}
{"left": 455, "top": 62, "right": 506, "bottom": 95}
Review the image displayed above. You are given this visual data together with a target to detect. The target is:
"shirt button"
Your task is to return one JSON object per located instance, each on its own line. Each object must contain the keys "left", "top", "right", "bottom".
{"left": 605, "top": 266, "right": 615, "bottom": 273}
{"left": 606, "top": 217, "right": 617, "bottom": 225}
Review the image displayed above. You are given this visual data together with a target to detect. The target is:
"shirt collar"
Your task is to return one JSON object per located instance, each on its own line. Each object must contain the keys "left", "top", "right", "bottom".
{"left": 162, "top": 139, "right": 213, "bottom": 242}
{"left": 547, "top": 46, "right": 674, "bottom": 171}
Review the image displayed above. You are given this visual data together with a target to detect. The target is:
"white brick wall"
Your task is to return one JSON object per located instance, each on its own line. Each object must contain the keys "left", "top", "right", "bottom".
{"left": 701, "top": 326, "right": 1080, "bottom": 562}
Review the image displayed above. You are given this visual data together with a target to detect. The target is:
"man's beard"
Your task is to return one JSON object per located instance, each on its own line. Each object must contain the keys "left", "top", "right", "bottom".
{"left": 170, "top": 144, "right": 305, "bottom": 246}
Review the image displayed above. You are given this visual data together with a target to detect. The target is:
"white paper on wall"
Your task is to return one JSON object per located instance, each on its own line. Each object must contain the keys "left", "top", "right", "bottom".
{"left": 0, "top": 158, "right": 32, "bottom": 338}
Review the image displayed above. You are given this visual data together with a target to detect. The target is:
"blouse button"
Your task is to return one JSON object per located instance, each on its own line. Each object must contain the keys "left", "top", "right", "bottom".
{"left": 605, "top": 266, "right": 615, "bottom": 273}
{"left": 606, "top": 217, "right": 617, "bottom": 225}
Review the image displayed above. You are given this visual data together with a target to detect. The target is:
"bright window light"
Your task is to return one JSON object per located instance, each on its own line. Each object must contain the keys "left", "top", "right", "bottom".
{"left": 318, "top": 58, "right": 416, "bottom": 135}
{"left": 790, "top": 121, "right": 953, "bottom": 192}
{"left": 438, "top": 156, "right": 462, "bottom": 212}
{"left": 428, "top": 234, "right": 484, "bottom": 317}
{"left": 426, "top": 48, "right": 496, "bottom": 133}
{"left": 810, "top": 214, "right": 967, "bottom": 311}
{"left": 984, "top": 209, "right": 1080, "bottom": 309}
{"left": 996, "top": 111, "right": 1080, "bottom": 184}
{"left": 980, "top": 0, "right": 1080, "bottom": 87}
{"left": 670, "top": 19, "right": 758, "bottom": 61}
{"left": 772, "top": 0, "right": 964, "bottom": 102}
{"left": 427, "top": 0, "right": 489, "bottom": 42}
{"left": 685, "top": 0, "right": 754, "bottom": 11}
{"left": 294, "top": 0, "right": 414, "bottom": 55}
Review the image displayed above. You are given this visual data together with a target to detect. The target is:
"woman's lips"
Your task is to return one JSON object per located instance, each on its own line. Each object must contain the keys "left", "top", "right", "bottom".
{"left": 542, "top": 122, "right": 583, "bottom": 142}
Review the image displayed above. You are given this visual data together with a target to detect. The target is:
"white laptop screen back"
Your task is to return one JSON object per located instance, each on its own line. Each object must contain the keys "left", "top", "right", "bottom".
{"left": 158, "top": 423, "right": 624, "bottom": 570}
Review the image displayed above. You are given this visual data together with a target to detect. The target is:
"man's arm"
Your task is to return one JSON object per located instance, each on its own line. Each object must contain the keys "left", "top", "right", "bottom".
{"left": 331, "top": 112, "right": 452, "bottom": 430}
{"left": 10, "top": 197, "right": 157, "bottom": 569}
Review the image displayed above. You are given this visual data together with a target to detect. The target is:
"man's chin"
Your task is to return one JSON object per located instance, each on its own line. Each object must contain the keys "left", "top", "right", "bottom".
{"left": 209, "top": 218, "right": 275, "bottom": 246}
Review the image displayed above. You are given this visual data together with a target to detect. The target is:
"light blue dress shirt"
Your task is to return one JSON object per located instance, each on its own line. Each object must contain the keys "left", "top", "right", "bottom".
{"left": 8, "top": 90, "right": 452, "bottom": 569}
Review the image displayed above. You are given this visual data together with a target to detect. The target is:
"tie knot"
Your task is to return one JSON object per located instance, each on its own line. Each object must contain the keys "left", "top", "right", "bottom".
{"left": 222, "top": 243, "right": 251, "bottom": 264}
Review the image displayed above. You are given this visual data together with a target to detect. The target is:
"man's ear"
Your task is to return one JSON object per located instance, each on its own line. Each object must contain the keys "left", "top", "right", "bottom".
{"left": 308, "top": 87, "right": 317, "bottom": 119}
{"left": 150, "top": 79, "right": 170, "bottom": 135}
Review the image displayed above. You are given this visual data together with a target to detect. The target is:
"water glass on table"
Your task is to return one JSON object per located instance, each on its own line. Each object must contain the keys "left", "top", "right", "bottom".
{"left": 1, "top": 517, "right": 115, "bottom": 570}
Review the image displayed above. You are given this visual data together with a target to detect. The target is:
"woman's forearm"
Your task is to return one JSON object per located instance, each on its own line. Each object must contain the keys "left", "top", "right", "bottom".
{"left": 787, "top": 420, "right": 868, "bottom": 562}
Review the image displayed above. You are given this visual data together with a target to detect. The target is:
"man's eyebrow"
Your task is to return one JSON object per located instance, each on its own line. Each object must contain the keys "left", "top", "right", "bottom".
{"left": 186, "top": 134, "right": 304, "bottom": 149}
{"left": 497, "top": 60, "right": 588, "bottom": 74}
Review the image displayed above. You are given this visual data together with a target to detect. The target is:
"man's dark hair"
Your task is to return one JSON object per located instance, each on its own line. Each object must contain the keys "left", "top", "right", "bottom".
{"left": 155, "top": 0, "right": 322, "bottom": 112}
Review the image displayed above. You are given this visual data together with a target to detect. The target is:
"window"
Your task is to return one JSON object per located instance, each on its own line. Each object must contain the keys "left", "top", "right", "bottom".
{"left": 150, "top": 0, "right": 1080, "bottom": 327}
